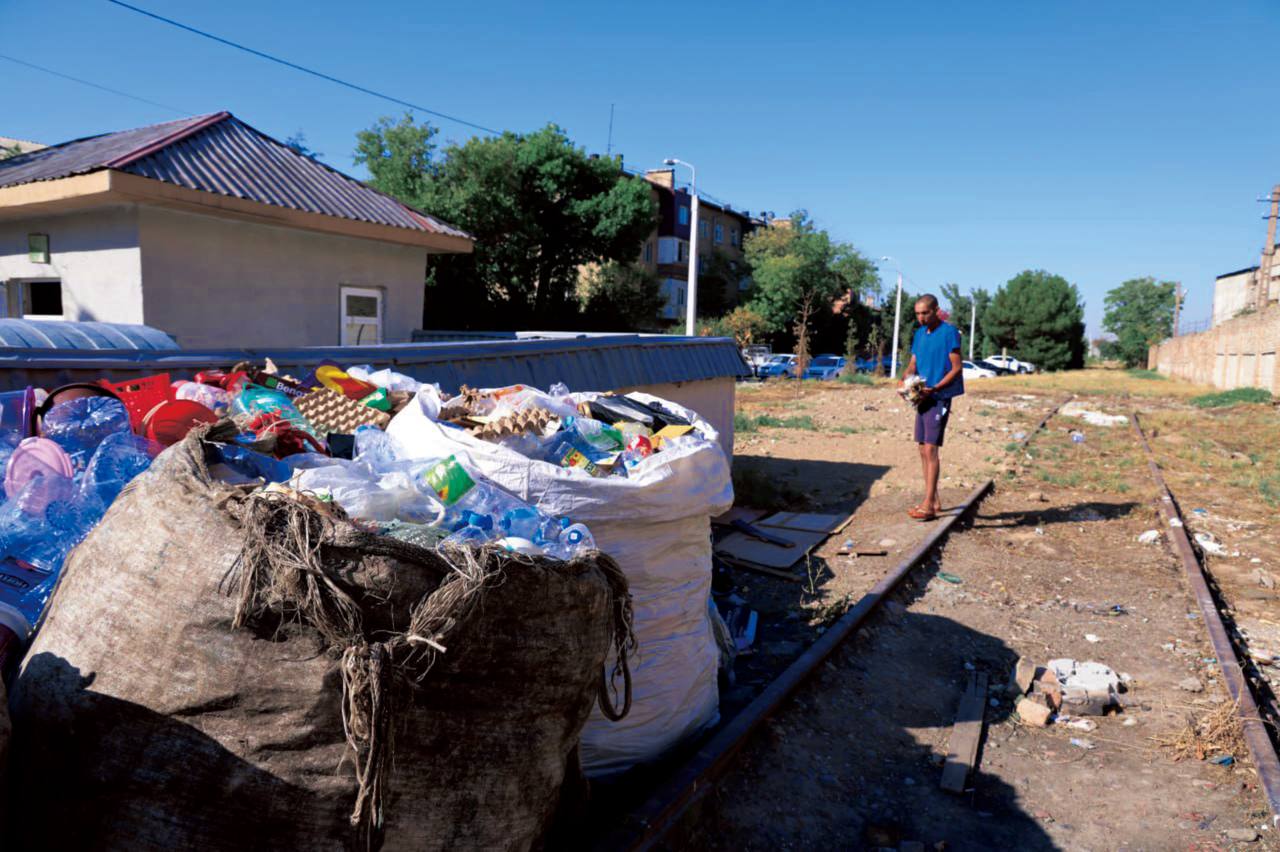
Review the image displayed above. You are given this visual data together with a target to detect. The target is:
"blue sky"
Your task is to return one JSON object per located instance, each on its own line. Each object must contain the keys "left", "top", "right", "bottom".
{"left": 2, "top": 0, "right": 1277, "bottom": 336}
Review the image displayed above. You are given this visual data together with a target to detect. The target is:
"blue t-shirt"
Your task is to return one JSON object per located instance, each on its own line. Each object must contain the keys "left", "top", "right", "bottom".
{"left": 911, "top": 321, "right": 965, "bottom": 399}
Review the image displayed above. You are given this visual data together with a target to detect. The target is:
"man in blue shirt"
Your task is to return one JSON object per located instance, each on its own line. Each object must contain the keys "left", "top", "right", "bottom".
{"left": 900, "top": 294, "right": 964, "bottom": 521}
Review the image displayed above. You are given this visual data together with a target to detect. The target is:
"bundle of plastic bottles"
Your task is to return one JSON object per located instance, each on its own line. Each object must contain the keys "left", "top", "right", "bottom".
{"left": 285, "top": 426, "right": 595, "bottom": 560}
{"left": 0, "top": 396, "right": 160, "bottom": 647}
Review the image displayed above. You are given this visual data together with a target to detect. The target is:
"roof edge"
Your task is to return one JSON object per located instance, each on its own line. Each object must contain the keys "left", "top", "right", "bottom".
{"left": 104, "top": 111, "right": 230, "bottom": 170}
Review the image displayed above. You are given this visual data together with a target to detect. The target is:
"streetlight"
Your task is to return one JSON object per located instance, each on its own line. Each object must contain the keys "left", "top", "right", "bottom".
{"left": 969, "top": 292, "right": 977, "bottom": 360}
{"left": 664, "top": 157, "right": 699, "bottom": 336}
{"left": 879, "top": 256, "right": 904, "bottom": 378}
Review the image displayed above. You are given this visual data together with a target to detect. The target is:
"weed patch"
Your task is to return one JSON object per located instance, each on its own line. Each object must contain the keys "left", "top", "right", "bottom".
{"left": 1125, "top": 368, "right": 1165, "bottom": 380}
{"left": 1190, "top": 387, "right": 1273, "bottom": 408}
{"left": 838, "top": 373, "right": 875, "bottom": 386}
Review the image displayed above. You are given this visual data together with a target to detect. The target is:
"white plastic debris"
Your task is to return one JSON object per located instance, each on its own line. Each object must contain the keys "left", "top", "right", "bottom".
{"left": 1195, "top": 531, "right": 1229, "bottom": 557}
{"left": 1137, "top": 530, "right": 1161, "bottom": 545}
{"left": 1059, "top": 401, "right": 1129, "bottom": 427}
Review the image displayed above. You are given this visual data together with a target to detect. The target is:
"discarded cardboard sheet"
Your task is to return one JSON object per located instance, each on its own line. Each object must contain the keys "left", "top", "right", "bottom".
{"left": 711, "top": 507, "right": 769, "bottom": 527}
{"left": 715, "top": 528, "right": 829, "bottom": 570}
{"left": 756, "top": 511, "right": 851, "bottom": 535}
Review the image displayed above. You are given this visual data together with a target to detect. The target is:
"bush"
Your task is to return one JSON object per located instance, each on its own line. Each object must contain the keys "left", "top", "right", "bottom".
{"left": 1189, "top": 388, "right": 1273, "bottom": 409}
{"left": 838, "top": 373, "right": 874, "bottom": 386}
{"left": 735, "top": 413, "right": 817, "bottom": 431}
{"left": 1125, "top": 368, "right": 1164, "bottom": 380}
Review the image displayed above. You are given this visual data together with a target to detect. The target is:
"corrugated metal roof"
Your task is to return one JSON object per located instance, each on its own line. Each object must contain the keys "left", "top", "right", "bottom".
{"left": 0, "top": 319, "right": 178, "bottom": 350}
{"left": 0, "top": 112, "right": 469, "bottom": 239}
{"left": 0, "top": 335, "right": 748, "bottom": 392}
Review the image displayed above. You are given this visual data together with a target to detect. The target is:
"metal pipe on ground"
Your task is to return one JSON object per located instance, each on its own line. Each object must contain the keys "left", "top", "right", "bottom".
{"left": 603, "top": 479, "right": 994, "bottom": 851}
{"left": 1130, "top": 412, "right": 1280, "bottom": 824}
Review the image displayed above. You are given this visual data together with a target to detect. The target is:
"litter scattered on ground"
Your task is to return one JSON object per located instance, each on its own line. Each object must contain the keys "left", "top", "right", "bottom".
{"left": 1195, "top": 531, "right": 1230, "bottom": 557}
{"left": 1008, "top": 656, "right": 1128, "bottom": 721}
{"left": 1138, "top": 530, "right": 1162, "bottom": 545}
{"left": 1059, "top": 401, "right": 1129, "bottom": 427}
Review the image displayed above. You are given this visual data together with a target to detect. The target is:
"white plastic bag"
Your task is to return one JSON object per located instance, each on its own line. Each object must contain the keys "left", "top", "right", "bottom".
{"left": 387, "top": 389, "right": 733, "bottom": 774}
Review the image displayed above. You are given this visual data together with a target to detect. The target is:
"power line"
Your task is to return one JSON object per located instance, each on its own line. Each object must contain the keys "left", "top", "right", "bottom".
{"left": 0, "top": 53, "right": 186, "bottom": 115}
{"left": 105, "top": 0, "right": 503, "bottom": 135}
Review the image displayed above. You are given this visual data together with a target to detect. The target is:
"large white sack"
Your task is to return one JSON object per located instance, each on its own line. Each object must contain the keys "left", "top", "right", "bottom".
{"left": 387, "top": 390, "right": 733, "bottom": 774}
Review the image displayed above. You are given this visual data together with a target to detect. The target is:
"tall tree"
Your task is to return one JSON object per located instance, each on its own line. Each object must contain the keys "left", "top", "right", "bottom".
{"left": 940, "top": 282, "right": 994, "bottom": 359}
{"left": 578, "top": 262, "right": 665, "bottom": 332}
{"left": 743, "top": 212, "right": 879, "bottom": 334}
{"left": 1102, "top": 277, "right": 1178, "bottom": 367}
{"left": 353, "top": 113, "right": 439, "bottom": 210}
{"left": 984, "top": 269, "right": 1087, "bottom": 371}
{"left": 355, "top": 116, "right": 656, "bottom": 328}
{"left": 284, "top": 131, "right": 323, "bottom": 161}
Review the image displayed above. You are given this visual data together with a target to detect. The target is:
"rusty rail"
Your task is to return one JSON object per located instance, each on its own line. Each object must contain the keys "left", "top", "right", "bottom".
{"left": 1131, "top": 412, "right": 1280, "bottom": 823}
{"left": 604, "top": 479, "right": 994, "bottom": 850}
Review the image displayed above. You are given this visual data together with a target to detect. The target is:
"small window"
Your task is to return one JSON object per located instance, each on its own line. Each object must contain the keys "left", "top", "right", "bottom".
{"left": 18, "top": 280, "right": 63, "bottom": 318}
{"left": 714, "top": 224, "right": 724, "bottom": 244}
{"left": 678, "top": 205, "right": 690, "bottom": 225}
{"left": 677, "top": 241, "right": 689, "bottom": 263}
{"left": 340, "top": 286, "right": 383, "bottom": 345}
{"left": 730, "top": 227, "right": 739, "bottom": 247}
{"left": 699, "top": 220, "right": 709, "bottom": 239}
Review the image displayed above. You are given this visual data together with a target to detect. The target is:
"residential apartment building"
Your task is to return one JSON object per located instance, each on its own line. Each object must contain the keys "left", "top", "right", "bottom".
{"left": 634, "top": 169, "right": 758, "bottom": 321}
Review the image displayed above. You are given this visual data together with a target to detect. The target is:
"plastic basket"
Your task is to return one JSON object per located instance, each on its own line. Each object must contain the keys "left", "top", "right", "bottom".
{"left": 99, "top": 374, "right": 172, "bottom": 433}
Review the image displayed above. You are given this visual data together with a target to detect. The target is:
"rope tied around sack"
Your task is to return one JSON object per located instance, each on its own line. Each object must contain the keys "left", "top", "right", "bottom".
{"left": 222, "top": 489, "right": 636, "bottom": 846}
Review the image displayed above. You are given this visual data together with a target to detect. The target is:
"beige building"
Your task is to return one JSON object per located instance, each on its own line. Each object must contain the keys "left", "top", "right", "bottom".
{"left": 0, "top": 112, "right": 471, "bottom": 348}
{"left": 635, "top": 169, "right": 757, "bottom": 321}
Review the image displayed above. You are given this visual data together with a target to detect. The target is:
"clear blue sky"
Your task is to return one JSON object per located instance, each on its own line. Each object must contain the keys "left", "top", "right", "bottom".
{"left": 3, "top": 0, "right": 1277, "bottom": 337}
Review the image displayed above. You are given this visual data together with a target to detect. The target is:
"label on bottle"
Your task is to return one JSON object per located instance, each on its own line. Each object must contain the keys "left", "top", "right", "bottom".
{"left": 422, "top": 455, "right": 476, "bottom": 506}
{"left": 553, "top": 442, "right": 602, "bottom": 477}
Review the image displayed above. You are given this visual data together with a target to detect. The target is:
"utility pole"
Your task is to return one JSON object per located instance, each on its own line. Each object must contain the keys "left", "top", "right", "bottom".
{"left": 1172, "top": 282, "right": 1183, "bottom": 336}
{"left": 1256, "top": 184, "right": 1280, "bottom": 309}
{"left": 663, "top": 158, "right": 699, "bottom": 335}
{"left": 879, "top": 257, "right": 904, "bottom": 378}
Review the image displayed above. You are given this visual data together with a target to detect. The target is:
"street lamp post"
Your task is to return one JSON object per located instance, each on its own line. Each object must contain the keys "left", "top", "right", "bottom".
{"left": 664, "top": 158, "right": 698, "bottom": 336}
{"left": 880, "top": 256, "right": 904, "bottom": 378}
{"left": 969, "top": 295, "right": 977, "bottom": 360}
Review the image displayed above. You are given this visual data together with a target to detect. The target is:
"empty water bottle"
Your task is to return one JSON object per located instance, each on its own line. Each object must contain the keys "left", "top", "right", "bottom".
{"left": 42, "top": 396, "right": 132, "bottom": 472}
{"left": 81, "top": 432, "right": 158, "bottom": 506}
{"left": 501, "top": 505, "right": 543, "bottom": 539}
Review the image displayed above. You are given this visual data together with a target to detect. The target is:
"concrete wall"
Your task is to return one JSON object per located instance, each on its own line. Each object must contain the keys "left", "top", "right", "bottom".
{"left": 1149, "top": 305, "right": 1280, "bottom": 393}
{"left": 138, "top": 207, "right": 428, "bottom": 348}
{"left": 1213, "top": 269, "right": 1253, "bottom": 327}
{"left": 0, "top": 205, "right": 144, "bottom": 322}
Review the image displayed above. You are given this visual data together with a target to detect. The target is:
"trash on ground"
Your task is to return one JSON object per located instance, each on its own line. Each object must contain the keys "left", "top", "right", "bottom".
{"left": 1059, "top": 401, "right": 1129, "bottom": 427}
{"left": 1069, "top": 737, "right": 1096, "bottom": 750}
{"left": 1138, "top": 529, "right": 1162, "bottom": 545}
{"left": 937, "top": 572, "right": 963, "bottom": 584}
{"left": 1195, "top": 531, "right": 1230, "bottom": 557}
{"left": 1009, "top": 657, "right": 1126, "bottom": 718}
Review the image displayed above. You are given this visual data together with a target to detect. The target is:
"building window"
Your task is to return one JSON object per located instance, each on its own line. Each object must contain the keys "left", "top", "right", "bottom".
{"left": 677, "top": 240, "right": 689, "bottom": 263}
{"left": 678, "top": 205, "right": 690, "bottom": 225}
{"left": 730, "top": 226, "right": 739, "bottom": 247}
{"left": 643, "top": 241, "right": 653, "bottom": 263}
{"left": 699, "top": 220, "right": 709, "bottom": 239}
{"left": 340, "top": 285, "right": 383, "bottom": 346}
{"left": 657, "top": 237, "right": 679, "bottom": 264}
{"left": 10, "top": 279, "right": 63, "bottom": 318}
{"left": 714, "top": 224, "right": 724, "bottom": 244}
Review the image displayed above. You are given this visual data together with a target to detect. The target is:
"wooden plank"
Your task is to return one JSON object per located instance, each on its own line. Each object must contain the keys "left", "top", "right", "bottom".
{"left": 714, "top": 528, "right": 829, "bottom": 569}
{"left": 756, "top": 511, "right": 849, "bottom": 534}
{"left": 940, "top": 672, "right": 988, "bottom": 793}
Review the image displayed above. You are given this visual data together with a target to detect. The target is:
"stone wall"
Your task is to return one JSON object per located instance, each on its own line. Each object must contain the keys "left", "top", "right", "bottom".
{"left": 1149, "top": 305, "right": 1280, "bottom": 393}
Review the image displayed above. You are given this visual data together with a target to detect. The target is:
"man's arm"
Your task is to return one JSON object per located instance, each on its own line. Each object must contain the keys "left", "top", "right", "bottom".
{"left": 900, "top": 354, "right": 918, "bottom": 385}
{"left": 925, "top": 350, "right": 963, "bottom": 394}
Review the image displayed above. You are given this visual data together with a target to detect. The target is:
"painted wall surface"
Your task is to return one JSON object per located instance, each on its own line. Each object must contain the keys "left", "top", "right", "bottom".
{"left": 0, "top": 205, "right": 143, "bottom": 322}
{"left": 1150, "top": 305, "right": 1280, "bottom": 393}
{"left": 1212, "top": 270, "right": 1252, "bottom": 327}
{"left": 138, "top": 206, "right": 428, "bottom": 348}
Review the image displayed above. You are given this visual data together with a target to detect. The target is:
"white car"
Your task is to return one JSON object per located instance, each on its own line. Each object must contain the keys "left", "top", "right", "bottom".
{"left": 962, "top": 360, "right": 998, "bottom": 379}
{"left": 984, "top": 354, "right": 1036, "bottom": 374}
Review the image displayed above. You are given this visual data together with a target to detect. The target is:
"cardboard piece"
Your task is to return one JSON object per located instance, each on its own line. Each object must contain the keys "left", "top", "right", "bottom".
{"left": 714, "top": 528, "right": 829, "bottom": 570}
{"left": 756, "top": 511, "right": 851, "bottom": 535}
{"left": 711, "top": 507, "right": 769, "bottom": 528}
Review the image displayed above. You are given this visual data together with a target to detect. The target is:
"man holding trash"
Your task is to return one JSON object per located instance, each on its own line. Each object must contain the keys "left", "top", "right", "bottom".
{"left": 899, "top": 294, "right": 964, "bottom": 521}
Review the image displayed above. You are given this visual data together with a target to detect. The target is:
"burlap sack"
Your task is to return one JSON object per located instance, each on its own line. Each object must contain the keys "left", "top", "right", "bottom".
{"left": 7, "top": 429, "right": 632, "bottom": 851}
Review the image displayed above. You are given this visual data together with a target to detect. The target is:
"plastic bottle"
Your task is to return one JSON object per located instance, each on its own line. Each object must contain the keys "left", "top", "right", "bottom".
{"left": 0, "top": 429, "right": 21, "bottom": 477}
{"left": 41, "top": 396, "right": 132, "bottom": 472}
{"left": 562, "top": 522, "right": 596, "bottom": 555}
{"left": 233, "top": 385, "right": 319, "bottom": 437}
{"left": 500, "top": 505, "right": 544, "bottom": 540}
{"left": 174, "top": 381, "right": 232, "bottom": 416}
{"left": 565, "top": 416, "right": 623, "bottom": 452}
{"left": 80, "top": 432, "right": 158, "bottom": 506}
{"left": 0, "top": 557, "right": 60, "bottom": 671}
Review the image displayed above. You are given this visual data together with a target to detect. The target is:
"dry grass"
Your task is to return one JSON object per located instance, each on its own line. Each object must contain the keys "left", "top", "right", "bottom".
{"left": 992, "top": 366, "right": 1213, "bottom": 399}
{"left": 1150, "top": 700, "right": 1246, "bottom": 762}
{"left": 1144, "top": 406, "right": 1280, "bottom": 506}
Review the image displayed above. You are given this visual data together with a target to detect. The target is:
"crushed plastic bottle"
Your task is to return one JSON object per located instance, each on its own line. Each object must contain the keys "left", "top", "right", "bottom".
{"left": 41, "top": 396, "right": 132, "bottom": 472}
{"left": 81, "top": 432, "right": 160, "bottom": 506}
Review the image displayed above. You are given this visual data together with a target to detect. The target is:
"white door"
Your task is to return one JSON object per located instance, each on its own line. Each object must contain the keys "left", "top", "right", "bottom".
{"left": 340, "top": 286, "right": 383, "bottom": 346}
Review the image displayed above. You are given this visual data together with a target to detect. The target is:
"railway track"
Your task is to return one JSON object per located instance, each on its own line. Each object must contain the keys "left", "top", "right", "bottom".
{"left": 599, "top": 396, "right": 1071, "bottom": 850}
{"left": 1131, "top": 412, "right": 1280, "bottom": 823}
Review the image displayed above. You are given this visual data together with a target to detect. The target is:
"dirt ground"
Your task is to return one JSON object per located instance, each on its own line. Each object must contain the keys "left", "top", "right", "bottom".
{"left": 662, "top": 372, "right": 1280, "bottom": 851}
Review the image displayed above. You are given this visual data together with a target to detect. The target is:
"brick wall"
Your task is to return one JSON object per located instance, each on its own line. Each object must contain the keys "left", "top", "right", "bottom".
{"left": 1149, "top": 305, "right": 1280, "bottom": 393}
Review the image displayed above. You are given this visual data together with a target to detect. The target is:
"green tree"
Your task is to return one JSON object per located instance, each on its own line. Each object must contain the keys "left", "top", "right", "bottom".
{"left": 356, "top": 115, "right": 657, "bottom": 328}
{"left": 940, "top": 282, "right": 994, "bottom": 359}
{"left": 743, "top": 212, "right": 879, "bottom": 346}
{"left": 284, "top": 131, "right": 323, "bottom": 161}
{"left": 698, "top": 250, "right": 747, "bottom": 318}
{"left": 353, "top": 113, "right": 439, "bottom": 210}
{"left": 984, "top": 270, "right": 1086, "bottom": 371}
{"left": 1101, "top": 277, "right": 1177, "bottom": 367}
{"left": 578, "top": 262, "right": 665, "bottom": 331}
{"left": 0, "top": 142, "right": 22, "bottom": 161}
{"left": 700, "top": 305, "right": 768, "bottom": 349}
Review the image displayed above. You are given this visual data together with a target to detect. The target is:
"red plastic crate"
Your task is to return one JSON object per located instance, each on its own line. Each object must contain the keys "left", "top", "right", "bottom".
{"left": 100, "top": 374, "right": 172, "bottom": 433}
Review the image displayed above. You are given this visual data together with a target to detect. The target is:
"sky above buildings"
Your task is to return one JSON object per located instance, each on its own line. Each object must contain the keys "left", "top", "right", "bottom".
{"left": 3, "top": 0, "right": 1277, "bottom": 336}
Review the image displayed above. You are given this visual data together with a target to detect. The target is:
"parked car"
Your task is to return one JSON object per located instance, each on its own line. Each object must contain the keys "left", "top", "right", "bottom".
{"left": 741, "top": 344, "right": 772, "bottom": 377}
{"left": 803, "top": 354, "right": 847, "bottom": 380}
{"left": 976, "top": 358, "right": 1016, "bottom": 376}
{"left": 854, "top": 355, "right": 893, "bottom": 374}
{"left": 962, "top": 360, "right": 998, "bottom": 380}
{"left": 758, "top": 354, "right": 798, "bottom": 378}
{"left": 984, "top": 354, "right": 1036, "bottom": 374}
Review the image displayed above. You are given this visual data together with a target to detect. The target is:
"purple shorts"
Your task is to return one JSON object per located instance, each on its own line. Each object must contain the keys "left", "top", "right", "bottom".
{"left": 914, "top": 397, "right": 954, "bottom": 446}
